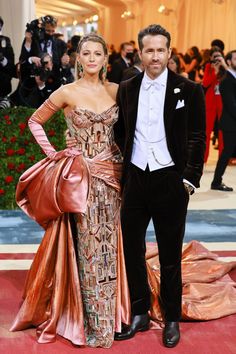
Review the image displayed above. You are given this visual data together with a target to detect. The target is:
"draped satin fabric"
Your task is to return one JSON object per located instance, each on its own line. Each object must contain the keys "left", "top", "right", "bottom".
{"left": 147, "top": 240, "right": 236, "bottom": 328}
{"left": 10, "top": 146, "right": 131, "bottom": 344}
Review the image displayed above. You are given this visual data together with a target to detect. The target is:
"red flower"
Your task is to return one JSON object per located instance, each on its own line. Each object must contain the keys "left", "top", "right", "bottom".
{"left": 29, "top": 155, "right": 35, "bottom": 162}
{"left": 16, "top": 163, "right": 26, "bottom": 172}
{"left": 10, "top": 136, "right": 17, "bottom": 143}
{"left": 7, "top": 149, "right": 14, "bottom": 156}
{"left": 48, "top": 129, "right": 55, "bottom": 137}
{"left": 17, "top": 148, "right": 26, "bottom": 155}
{"left": 0, "top": 189, "right": 5, "bottom": 195}
{"left": 4, "top": 115, "right": 10, "bottom": 120}
{"left": 19, "top": 122, "right": 27, "bottom": 130}
{"left": 24, "top": 139, "right": 29, "bottom": 145}
{"left": 6, "top": 120, "right": 12, "bottom": 125}
{"left": 5, "top": 175, "right": 14, "bottom": 184}
{"left": 2, "top": 136, "right": 7, "bottom": 142}
{"left": 7, "top": 162, "right": 15, "bottom": 170}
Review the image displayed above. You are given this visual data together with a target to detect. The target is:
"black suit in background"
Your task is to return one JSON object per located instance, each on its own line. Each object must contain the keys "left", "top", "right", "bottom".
{"left": 212, "top": 70, "right": 236, "bottom": 186}
{"left": 114, "top": 69, "right": 206, "bottom": 320}
{"left": 0, "top": 35, "right": 14, "bottom": 97}
{"left": 108, "top": 56, "right": 129, "bottom": 84}
{"left": 121, "top": 65, "right": 142, "bottom": 81}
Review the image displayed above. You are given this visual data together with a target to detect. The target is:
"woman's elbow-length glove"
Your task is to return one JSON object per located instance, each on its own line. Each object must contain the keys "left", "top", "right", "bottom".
{"left": 28, "top": 99, "right": 81, "bottom": 161}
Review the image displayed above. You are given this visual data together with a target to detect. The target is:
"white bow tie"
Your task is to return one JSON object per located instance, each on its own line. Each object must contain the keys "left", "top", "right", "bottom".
{"left": 143, "top": 80, "right": 162, "bottom": 90}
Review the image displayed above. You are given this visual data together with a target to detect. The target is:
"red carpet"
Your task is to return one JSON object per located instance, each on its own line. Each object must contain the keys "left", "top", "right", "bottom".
{"left": 1, "top": 255, "right": 236, "bottom": 354}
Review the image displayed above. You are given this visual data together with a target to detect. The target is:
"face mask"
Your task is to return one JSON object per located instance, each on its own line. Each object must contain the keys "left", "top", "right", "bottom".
{"left": 126, "top": 52, "right": 134, "bottom": 60}
{"left": 44, "top": 33, "right": 53, "bottom": 40}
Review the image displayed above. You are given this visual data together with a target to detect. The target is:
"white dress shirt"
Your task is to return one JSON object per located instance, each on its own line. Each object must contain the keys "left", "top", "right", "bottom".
{"left": 131, "top": 69, "right": 174, "bottom": 171}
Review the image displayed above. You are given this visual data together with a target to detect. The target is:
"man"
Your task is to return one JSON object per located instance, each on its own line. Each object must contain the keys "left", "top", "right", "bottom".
{"left": 0, "top": 16, "right": 14, "bottom": 108}
{"left": 19, "top": 15, "right": 69, "bottom": 82}
{"left": 121, "top": 52, "right": 144, "bottom": 81}
{"left": 114, "top": 24, "right": 205, "bottom": 348}
{"left": 108, "top": 42, "right": 134, "bottom": 83}
{"left": 211, "top": 50, "right": 236, "bottom": 192}
{"left": 18, "top": 53, "right": 67, "bottom": 108}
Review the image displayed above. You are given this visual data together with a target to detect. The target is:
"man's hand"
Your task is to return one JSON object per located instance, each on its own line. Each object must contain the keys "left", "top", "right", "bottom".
{"left": 35, "top": 76, "right": 45, "bottom": 89}
{"left": 183, "top": 182, "right": 194, "bottom": 195}
{"left": 30, "top": 56, "right": 42, "bottom": 67}
{"left": 65, "top": 129, "right": 77, "bottom": 148}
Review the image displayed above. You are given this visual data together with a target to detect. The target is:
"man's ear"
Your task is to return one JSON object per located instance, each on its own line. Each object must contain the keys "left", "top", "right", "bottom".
{"left": 138, "top": 49, "right": 142, "bottom": 61}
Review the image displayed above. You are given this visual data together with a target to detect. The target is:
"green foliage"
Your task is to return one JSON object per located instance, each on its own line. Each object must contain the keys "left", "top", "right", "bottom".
{"left": 0, "top": 106, "right": 66, "bottom": 209}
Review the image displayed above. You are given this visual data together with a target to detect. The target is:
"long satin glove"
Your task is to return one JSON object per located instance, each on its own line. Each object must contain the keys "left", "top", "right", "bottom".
{"left": 28, "top": 99, "right": 81, "bottom": 161}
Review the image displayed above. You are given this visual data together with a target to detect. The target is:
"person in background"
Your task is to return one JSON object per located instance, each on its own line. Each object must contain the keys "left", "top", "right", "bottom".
{"left": 108, "top": 42, "right": 134, "bottom": 83}
{"left": 184, "top": 46, "right": 202, "bottom": 81}
{"left": 121, "top": 52, "right": 144, "bottom": 81}
{"left": 168, "top": 54, "right": 188, "bottom": 78}
{"left": 202, "top": 47, "right": 227, "bottom": 163}
{"left": 0, "top": 16, "right": 15, "bottom": 109}
{"left": 211, "top": 50, "right": 236, "bottom": 191}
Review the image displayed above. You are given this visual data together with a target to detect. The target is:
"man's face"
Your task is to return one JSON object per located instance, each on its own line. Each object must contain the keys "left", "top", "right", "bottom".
{"left": 44, "top": 23, "right": 56, "bottom": 38}
{"left": 229, "top": 53, "right": 236, "bottom": 71}
{"left": 139, "top": 34, "right": 171, "bottom": 79}
{"left": 122, "top": 44, "right": 133, "bottom": 58}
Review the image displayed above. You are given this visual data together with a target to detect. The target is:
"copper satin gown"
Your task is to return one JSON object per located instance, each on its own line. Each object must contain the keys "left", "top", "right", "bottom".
{"left": 10, "top": 101, "right": 236, "bottom": 347}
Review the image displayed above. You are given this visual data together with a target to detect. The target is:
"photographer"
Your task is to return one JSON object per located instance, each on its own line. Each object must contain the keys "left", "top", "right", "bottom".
{"left": 19, "top": 15, "right": 69, "bottom": 82}
{"left": 0, "top": 16, "right": 15, "bottom": 109}
{"left": 18, "top": 53, "right": 64, "bottom": 108}
{"left": 202, "top": 47, "right": 227, "bottom": 163}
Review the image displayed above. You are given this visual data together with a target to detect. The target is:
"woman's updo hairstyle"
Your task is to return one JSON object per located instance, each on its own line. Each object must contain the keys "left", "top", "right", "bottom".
{"left": 76, "top": 33, "right": 108, "bottom": 82}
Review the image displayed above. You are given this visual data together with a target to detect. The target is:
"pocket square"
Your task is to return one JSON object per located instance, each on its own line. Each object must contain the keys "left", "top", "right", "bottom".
{"left": 176, "top": 99, "right": 185, "bottom": 109}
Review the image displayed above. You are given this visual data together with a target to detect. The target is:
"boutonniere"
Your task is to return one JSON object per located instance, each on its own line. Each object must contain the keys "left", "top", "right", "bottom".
{"left": 174, "top": 88, "right": 181, "bottom": 94}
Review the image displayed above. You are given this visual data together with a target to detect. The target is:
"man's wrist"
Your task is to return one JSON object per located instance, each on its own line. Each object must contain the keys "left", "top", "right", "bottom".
{"left": 183, "top": 182, "right": 195, "bottom": 195}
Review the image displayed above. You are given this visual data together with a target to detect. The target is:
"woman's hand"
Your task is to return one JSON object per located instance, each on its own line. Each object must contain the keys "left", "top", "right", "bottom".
{"left": 48, "top": 147, "right": 81, "bottom": 161}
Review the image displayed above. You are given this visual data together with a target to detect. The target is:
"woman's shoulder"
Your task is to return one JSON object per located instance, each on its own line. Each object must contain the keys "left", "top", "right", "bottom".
{"left": 49, "top": 82, "right": 78, "bottom": 108}
{"left": 104, "top": 81, "right": 119, "bottom": 100}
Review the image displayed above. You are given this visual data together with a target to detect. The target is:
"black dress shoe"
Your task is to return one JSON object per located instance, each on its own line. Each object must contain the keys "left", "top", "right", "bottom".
{"left": 114, "top": 313, "right": 150, "bottom": 341}
{"left": 211, "top": 183, "right": 233, "bottom": 192}
{"left": 163, "top": 321, "right": 180, "bottom": 348}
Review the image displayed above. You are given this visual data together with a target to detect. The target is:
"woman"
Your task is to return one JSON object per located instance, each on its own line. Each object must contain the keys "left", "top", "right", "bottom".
{"left": 202, "top": 47, "right": 227, "bottom": 163}
{"left": 184, "top": 46, "right": 202, "bottom": 81}
{"left": 10, "top": 33, "right": 130, "bottom": 348}
{"left": 168, "top": 54, "right": 188, "bottom": 78}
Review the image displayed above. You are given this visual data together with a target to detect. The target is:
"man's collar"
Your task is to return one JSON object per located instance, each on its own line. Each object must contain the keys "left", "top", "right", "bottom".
{"left": 143, "top": 68, "right": 167, "bottom": 86}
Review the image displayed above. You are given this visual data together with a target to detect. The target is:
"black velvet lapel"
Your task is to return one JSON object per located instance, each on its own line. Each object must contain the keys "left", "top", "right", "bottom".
{"left": 125, "top": 72, "right": 144, "bottom": 139}
{"left": 164, "top": 70, "right": 185, "bottom": 133}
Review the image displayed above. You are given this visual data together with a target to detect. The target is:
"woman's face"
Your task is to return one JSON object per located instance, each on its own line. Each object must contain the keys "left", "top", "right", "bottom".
{"left": 77, "top": 41, "right": 107, "bottom": 76}
{"left": 168, "top": 57, "right": 177, "bottom": 73}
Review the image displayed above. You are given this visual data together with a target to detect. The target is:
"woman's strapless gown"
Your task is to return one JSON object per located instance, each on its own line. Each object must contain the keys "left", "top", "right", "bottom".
{"left": 10, "top": 104, "right": 130, "bottom": 348}
{"left": 10, "top": 103, "right": 236, "bottom": 348}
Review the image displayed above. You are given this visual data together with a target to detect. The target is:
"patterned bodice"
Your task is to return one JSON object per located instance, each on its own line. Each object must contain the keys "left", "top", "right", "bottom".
{"left": 65, "top": 104, "right": 119, "bottom": 159}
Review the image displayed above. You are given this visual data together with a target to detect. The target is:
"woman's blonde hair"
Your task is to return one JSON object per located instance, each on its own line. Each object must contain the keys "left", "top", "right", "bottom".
{"left": 75, "top": 33, "right": 108, "bottom": 82}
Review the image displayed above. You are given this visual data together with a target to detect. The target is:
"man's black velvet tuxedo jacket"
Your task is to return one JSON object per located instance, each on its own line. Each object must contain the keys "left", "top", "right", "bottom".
{"left": 114, "top": 69, "right": 206, "bottom": 188}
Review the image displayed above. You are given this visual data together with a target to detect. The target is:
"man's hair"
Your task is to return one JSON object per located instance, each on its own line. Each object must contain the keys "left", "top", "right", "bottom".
{"left": 0, "top": 17, "right": 4, "bottom": 27}
{"left": 120, "top": 42, "right": 133, "bottom": 52}
{"left": 138, "top": 24, "right": 171, "bottom": 50}
{"left": 211, "top": 39, "right": 224, "bottom": 52}
{"left": 41, "top": 15, "right": 57, "bottom": 27}
{"left": 225, "top": 50, "right": 236, "bottom": 63}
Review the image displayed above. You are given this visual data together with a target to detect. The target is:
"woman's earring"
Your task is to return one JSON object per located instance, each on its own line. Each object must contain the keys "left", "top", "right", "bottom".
{"left": 77, "top": 62, "right": 84, "bottom": 78}
{"left": 101, "top": 65, "right": 107, "bottom": 83}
